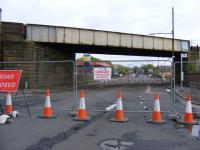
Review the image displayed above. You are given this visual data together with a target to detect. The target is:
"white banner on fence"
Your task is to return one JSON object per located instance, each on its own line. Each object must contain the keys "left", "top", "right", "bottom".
{"left": 181, "top": 53, "right": 187, "bottom": 58}
{"left": 94, "top": 67, "right": 112, "bottom": 80}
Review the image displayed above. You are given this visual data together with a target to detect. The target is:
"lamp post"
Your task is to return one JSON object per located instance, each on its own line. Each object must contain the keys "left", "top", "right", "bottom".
{"left": 150, "top": 7, "right": 175, "bottom": 114}
{"left": 172, "top": 7, "right": 174, "bottom": 57}
{"left": 149, "top": 7, "right": 175, "bottom": 58}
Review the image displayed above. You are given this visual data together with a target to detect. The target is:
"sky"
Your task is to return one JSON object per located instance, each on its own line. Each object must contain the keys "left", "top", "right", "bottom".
{"left": 1, "top": 0, "right": 200, "bottom": 62}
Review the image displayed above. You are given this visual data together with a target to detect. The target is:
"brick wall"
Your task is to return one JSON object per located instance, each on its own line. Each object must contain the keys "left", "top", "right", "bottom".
{"left": 1, "top": 22, "right": 75, "bottom": 89}
{"left": 1, "top": 22, "right": 25, "bottom": 40}
{"left": 184, "top": 73, "right": 200, "bottom": 86}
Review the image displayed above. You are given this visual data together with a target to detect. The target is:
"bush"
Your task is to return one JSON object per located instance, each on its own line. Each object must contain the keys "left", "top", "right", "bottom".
{"left": 185, "top": 63, "right": 197, "bottom": 73}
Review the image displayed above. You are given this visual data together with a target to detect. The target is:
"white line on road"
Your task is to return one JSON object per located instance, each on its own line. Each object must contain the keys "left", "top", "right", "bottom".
{"left": 144, "top": 85, "right": 151, "bottom": 93}
{"left": 105, "top": 102, "right": 117, "bottom": 111}
{"left": 144, "top": 91, "right": 168, "bottom": 95}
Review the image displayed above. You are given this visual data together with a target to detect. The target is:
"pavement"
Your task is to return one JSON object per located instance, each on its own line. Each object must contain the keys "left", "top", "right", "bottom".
{"left": 0, "top": 84, "right": 200, "bottom": 150}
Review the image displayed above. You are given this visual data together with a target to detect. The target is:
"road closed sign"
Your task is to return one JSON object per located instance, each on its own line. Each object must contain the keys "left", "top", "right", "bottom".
{"left": 0, "top": 70, "right": 22, "bottom": 92}
{"left": 94, "top": 67, "right": 112, "bottom": 80}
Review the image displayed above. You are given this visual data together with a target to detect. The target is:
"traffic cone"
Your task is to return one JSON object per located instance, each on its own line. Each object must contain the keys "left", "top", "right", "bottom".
{"left": 73, "top": 89, "right": 90, "bottom": 121}
{"left": 178, "top": 92, "right": 197, "bottom": 125}
{"left": 4, "top": 93, "right": 13, "bottom": 115}
{"left": 147, "top": 92, "right": 166, "bottom": 124}
{"left": 39, "top": 89, "right": 56, "bottom": 119}
{"left": 110, "top": 89, "right": 128, "bottom": 122}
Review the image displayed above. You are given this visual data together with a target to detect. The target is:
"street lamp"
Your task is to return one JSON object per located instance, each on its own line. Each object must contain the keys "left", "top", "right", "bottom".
{"left": 149, "top": 6, "right": 175, "bottom": 78}
{"left": 150, "top": 7, "right": 176, "bottom": 115}
{"left": 149, "top": 7, "right": 175, "bottom": 58}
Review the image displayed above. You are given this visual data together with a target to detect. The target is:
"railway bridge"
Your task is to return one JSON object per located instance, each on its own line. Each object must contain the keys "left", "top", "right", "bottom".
{"left": 0, "top": 22, "right": 190, "bottom": 88}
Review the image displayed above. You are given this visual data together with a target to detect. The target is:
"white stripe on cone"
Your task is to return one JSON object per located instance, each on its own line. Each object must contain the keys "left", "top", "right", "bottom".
{"left": 79, "top": 97, "right": 86, "bottom": 109}
{"left": 116, "top": 98, "right": 123, "bottom": 110}
{"left": 153, "top": 99, "right": 160, "bottom": 112}
{"left": 185, "top": 101, "right": 192, "bottom": 113}
{"left": 6, "top": 93, "right": 12, "bottom": 105}
{"left": 45, "top": 96, "right": 51, "bottom": 107}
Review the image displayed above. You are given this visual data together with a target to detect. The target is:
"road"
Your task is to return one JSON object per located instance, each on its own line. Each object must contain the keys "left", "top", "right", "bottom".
{"left": 99, "top": 73, "right": 169, "bottom": 86}
{"left": 0, "top": 84, "right": 200, "bottom": 150}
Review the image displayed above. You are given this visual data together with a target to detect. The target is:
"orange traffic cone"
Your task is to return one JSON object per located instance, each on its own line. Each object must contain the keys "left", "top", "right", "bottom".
{"left": 110, "top": 89, "right": 128, "bottom": 122}
{"left": 73, "top": 89, "right": 90, "bottom": 121}
{"left": 147, "top": 92, "right": 166, "bottom": 124}
{"left": 178, "top": 92, "right": 197, "bottom": 125}
{"left": 39, "top": 89, "right": 56, "bottom": 119}
{"left": 4, "top": 93, "right": 13, "bottom": 115}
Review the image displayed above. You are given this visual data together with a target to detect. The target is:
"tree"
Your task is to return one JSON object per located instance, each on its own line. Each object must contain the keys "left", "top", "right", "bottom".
{"left": 140, "top": 64, "right": 156, "bottom": 74}
{"left": 132, "top": 66, "right": 139, "bottom": 73}
{"left": 114, "top": 64, "right": 129, "bottom": 75}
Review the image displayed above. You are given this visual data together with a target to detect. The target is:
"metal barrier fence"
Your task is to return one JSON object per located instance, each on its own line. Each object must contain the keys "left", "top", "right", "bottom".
{"left": 190, "top": 82, "right": 200, "bottom": 101}
{"left": 0, "top": 60, "right": 76, "bottom": 115}
{"left": 173, "top": 61, "right": 200, "bottom": 114}
{"left": 76, "top": 59, "right": 173, "bottom": 113}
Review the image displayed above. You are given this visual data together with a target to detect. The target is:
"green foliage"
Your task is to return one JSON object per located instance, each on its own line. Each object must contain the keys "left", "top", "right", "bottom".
{"left": 140, "top": 64, "right": 156, "bottom": 74}
{"left": 114, "top": 65, "right": 129, "bottom": 75}
{"left": 77, "top": 56, "right": 101, "bottom": 61}
{"left": 132, "top": 66, "right": 139, "bottom": 73}
{"left": 185, "top": 63, "right": 197, "bottom": 73}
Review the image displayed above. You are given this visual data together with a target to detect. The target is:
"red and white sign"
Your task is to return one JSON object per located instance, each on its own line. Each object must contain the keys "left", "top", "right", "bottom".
{"left": 94, "top": 67, "right": 112, "bottom": 80}
{"left": 0, "top": 70, "right": 22, "bottom": 92}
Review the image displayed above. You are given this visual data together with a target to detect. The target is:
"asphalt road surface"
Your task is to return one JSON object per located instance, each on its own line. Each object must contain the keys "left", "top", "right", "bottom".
{"left": 0, "top": 84, "right": 200, "bottom": 150}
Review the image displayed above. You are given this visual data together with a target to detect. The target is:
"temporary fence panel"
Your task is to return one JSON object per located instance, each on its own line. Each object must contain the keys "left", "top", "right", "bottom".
{"left": 76, "top": 60, "right": 173, "bottom": 113}
{"left": 0, "top": 61, "right": 76, "bottom": 116}
{"left": 173, "top": 61, "right": 200, "bottom": 115}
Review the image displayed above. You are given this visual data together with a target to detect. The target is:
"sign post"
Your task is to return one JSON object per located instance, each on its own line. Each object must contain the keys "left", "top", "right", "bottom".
{"left": 181, "top": 53, "right": 187, "bottom": 89}
{"left": 83, "top": 53, "right": 92, "bottom": 72}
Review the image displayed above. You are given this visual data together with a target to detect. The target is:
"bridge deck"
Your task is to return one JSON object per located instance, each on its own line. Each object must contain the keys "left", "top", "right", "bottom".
{"left": 27, "top": 24, "right": 189, "bottom": 52}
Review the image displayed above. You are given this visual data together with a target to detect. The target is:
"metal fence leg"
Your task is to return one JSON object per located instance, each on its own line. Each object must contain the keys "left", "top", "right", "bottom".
{"left": 0, "top": 103, "right": 3, "bottom": 114}
{"left": 22, "top": 90, "right": 31, "bottom": 117}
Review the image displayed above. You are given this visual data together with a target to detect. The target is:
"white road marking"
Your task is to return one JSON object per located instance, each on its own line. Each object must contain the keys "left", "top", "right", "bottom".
{"left": 105, "top": 103, "right": 117, "bottom": 111}
{"left": 144, "top": 91, "right": 168, "bottom": 95}
{"left": 144, "top": 85, "right": 151, "bottom": 93}
{"left": 100, "top": 139, "right": 134, "bottom": 150}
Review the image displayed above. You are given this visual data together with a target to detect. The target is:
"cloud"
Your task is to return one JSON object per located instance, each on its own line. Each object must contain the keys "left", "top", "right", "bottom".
{"left": 1, "top": 0, "right": 200, "bottom": 42}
